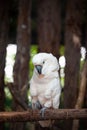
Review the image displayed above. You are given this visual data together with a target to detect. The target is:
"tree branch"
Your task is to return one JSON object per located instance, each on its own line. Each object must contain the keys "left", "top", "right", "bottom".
{"left": 0, "top": 109, "right": 87, "bottom": 122}
{"left": 6, "top": 83, "right": 29, "bottom": 110}
{"left": 72, "top": 60, "right": 87, "bottom": 130}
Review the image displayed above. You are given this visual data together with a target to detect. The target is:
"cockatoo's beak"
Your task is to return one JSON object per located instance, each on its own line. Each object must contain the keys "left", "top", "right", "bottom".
{"left": 35, "top": 65, "right": 42, "bottom": 74}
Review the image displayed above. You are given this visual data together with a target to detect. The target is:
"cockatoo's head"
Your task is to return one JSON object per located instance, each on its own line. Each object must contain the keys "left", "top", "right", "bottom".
{"left": 32, "top": 53, "right": 59, "bottom": 76}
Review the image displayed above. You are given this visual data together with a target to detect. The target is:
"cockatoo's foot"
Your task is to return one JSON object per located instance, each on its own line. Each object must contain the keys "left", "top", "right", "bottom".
{"left": 28, "top": 102, "right": 32, "bottom": 109}
{"left": 40, "top": 107, "right": 47, "bottom": 118}
{"left": 35, "top": 100, "right": 42, "bottom": 109}
{"left": 32, "top": 100, "right": 42, "bottom": 110}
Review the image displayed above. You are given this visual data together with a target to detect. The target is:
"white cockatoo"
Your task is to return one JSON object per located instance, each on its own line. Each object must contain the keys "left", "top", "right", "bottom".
{"left": 30, "top": 53, "right": 61, "bottom": 127}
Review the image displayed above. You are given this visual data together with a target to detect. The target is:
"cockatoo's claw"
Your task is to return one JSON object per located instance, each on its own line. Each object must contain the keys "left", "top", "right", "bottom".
{"left": 40, "top": 107, "right": 47, "bottom": 118}
{"left": 28, "top": 102, "right": 32, "bottom": 109}
{"left": 32, "top": 100, "right": 42, "bottom": 110}
{"left": 35, "top": 100, "right": 42, "bottom": 109}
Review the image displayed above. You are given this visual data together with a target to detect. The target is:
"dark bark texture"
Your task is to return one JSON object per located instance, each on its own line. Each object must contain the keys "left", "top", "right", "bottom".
{"left": 11, "top": 0, "right": 31, "bottom": 130}
{"left": 0, "top": 0, "right": 10, "bottom": 129}
{"left": 83, "top": 3, "right": 87, "bottom": 128}
{"left": 64, "top": 0, "right": 83, "bottom": 129}
{"left": 37, "top": 0, "right": 61, "bottom": 58}
{"left": 0, "top": 109, "right": 87, "bottom": 122}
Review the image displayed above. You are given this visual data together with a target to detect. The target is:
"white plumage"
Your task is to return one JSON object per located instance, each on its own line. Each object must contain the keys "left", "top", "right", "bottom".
{"left": 30, "top": 53, "right": 61, "bottom": 127}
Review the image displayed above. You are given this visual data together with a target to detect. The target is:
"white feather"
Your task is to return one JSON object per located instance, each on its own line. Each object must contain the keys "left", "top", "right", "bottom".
{"left": 30, "top": 53, "right": 61, "bottom": 127}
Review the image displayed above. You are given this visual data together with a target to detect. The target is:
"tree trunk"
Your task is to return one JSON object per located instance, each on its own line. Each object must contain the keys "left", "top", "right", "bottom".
{"left": 11, "top": 0, "right": 31, "bottom": 130}
{"left": 37, "top": 0, "right": 61, "bottom": 58}
{"left": 86, "top": 6, "right": 87, "bottom": 60}
{"left": 0, "top": 0, "right": 10, "bottom": 129}
{"left": 82, "top": 5, "right": 87, "bottom": 128}
{"left": 64, "top": 0, "right": 83, "bottom": 129}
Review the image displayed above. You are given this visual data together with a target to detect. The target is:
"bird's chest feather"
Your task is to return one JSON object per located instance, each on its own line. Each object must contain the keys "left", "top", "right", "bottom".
{"left": 36, "top": 81, "right": 48, "bottom": 94}
{"left": 37, "top": 86, "right": 49, "bottom": 106}
{"left": 33, "top": 76, "right": 54, "bottom": 95}
{"left": 35, "top": 80, "right": 51, "bottom": 104}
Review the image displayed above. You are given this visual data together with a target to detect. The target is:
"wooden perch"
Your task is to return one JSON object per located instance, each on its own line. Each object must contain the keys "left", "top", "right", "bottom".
{"left": 0, "top": 109, "right": 87, "bottom": 122}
